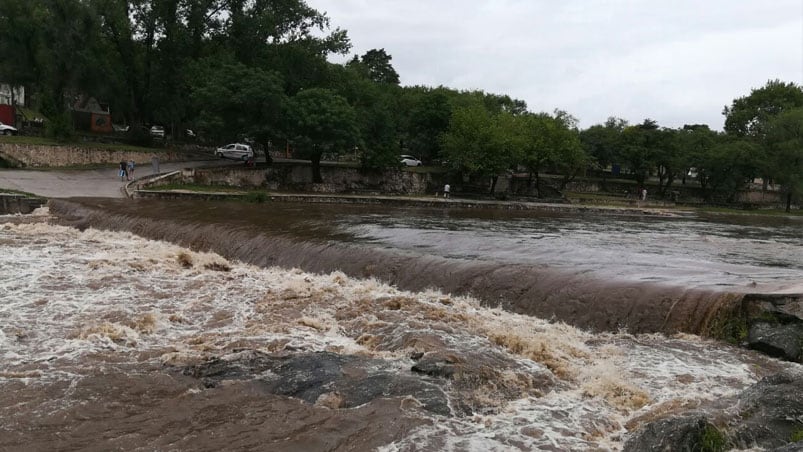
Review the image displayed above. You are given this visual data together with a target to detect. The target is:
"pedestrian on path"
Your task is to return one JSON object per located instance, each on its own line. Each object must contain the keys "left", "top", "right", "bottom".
{"left": 119, "top": 161, "right": 127, "bottom": 181}
{"left": 444, "top": 183, "right": 451, "bottom": 199}
{"left": 127, "top": 160, "right": 135, "bottom": 180}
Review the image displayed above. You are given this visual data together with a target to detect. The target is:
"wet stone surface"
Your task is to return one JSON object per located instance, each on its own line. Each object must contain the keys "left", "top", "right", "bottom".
{"left": 178, "top": 350, "right": 452, "bottom": 416}
{"left": 624, "top": 371, "right": 803, "bottom": 451}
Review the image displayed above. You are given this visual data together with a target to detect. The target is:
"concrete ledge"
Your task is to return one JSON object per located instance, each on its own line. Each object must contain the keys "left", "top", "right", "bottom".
{"left": 0, "top": 193, "right": 46, "bottom": 214}
{"left": 134, "top": 187, "right": 690, "bottom": 217}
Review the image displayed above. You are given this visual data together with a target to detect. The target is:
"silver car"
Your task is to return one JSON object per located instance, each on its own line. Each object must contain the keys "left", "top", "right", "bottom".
{"left": 215, "top": 143, "right": 254, "bottom": 161}
{"left": 0, "top": 121, "right": 18, "bottom": 135}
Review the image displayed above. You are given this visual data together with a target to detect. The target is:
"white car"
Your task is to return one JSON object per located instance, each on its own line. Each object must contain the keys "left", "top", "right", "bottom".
{"left": 400, "top": 155, "right": 422, "bottom": 166}
{"left": 216, "top": 143, "right": 254, "bottom": 161}
{"left": 150, "top": 125, "right": 165, "bottom": 139}
{"left": 0, "top": 121, "right": 18, "bottom": 135}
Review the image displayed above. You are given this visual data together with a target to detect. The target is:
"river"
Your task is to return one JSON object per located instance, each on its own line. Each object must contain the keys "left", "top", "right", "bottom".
{"left": 1, "top": 200, "right": 801, "bottom": 451}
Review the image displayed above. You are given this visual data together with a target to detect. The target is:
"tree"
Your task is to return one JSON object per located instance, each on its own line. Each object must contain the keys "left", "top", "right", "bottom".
{"left": 329, "top": 63, "right": 401, "bottom": 168}
{"left": 723, "top": 80, "right": 803, "bottom": 191}
{"left": 724, "top": 80, "right": 803, "bottom": 139}
{"left": 677, "top": 124, "right": 718, "bottom": 185}
{"left": 285, "top": 88, "right": 360, "bottom": 183}
{"left": 0, "top": 0, "right": 106, "bottom": 139}
{"left": 398, "top": 86, "right": 454, "bottom": 163}
{"left": 190, "top": 58, "right": 285, "bottom": 161}
{"left": 547, "top": 111, "right": 586, "bottom": 190}
{"left": 580, "top": 117, "right": 627, "bottom": 184}
{"left": 764, "top": 108, "right": 803, "bottom": 211}
{"left": 346, "top": 48, "right": 400, "bottom": 85}
{"left": 441, "top": 104, "right": 517, "bottom": 193}
{"left": 515, "top": 111, "right": 584, "bottom": 195}
{"left": 697, "top": 138, "right": 759, "bottom": 202}
{"left": 619, "top": 119, "right": 661, "bottom": 186}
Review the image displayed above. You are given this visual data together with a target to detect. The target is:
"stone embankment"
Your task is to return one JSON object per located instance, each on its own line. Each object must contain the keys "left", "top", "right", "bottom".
{"left": 0, "top": 193, "right": 46, "bottom": 214}
{"left": 0, "top": 142, "right": 208, "bottom": 168}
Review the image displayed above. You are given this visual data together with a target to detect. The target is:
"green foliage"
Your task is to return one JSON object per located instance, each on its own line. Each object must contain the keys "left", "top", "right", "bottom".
{"left": 724, "top": 80, "right": 803, "bottom": 139}
{"left": 329, "top": 63, "right": 400, "bottom": 168}
{"left": 189, "top": 57, "right": 285, "bottom": 147}
{"left": 764, "top": 107, "right": 803, "bottom": 211}
{"left": 5, "top": 0, "right": 797, "bottom": 203}
{"left": 791, "top": 428, "right": 803, "bottom": 442}
{"left": 700, "top": 425, "right": 727, "bottom": 452}
{"left": 397, "top": 86, "right": 455, "bottom": 163}
{"left": 244, "top": 191, "right": 268, "bottom": 203}
{"left": 346, "top": 48, "right": 400, "bottom": 85}
{"left": 285, "top": 88, "right": 360, "bottom": 182}
{"left": 580, "top": 117, "right": 627, "bottom": 171}
{"left": 698, "top": 139, "right": 760, "bottom": 202}
{"left": 441, "top": 103, "right": 513, "bottom": 183}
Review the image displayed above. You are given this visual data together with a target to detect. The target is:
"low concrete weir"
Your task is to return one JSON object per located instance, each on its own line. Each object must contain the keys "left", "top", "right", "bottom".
{"left": 48, "top": 198, "right": 802, "bottom": 355}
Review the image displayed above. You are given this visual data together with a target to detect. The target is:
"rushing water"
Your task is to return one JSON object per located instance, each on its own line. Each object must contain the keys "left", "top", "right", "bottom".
{"left": 336, "top": 209, "right": 803, "bottom": 293}
{"left": 1, "top": 206, "right": 801, "bottom": 451}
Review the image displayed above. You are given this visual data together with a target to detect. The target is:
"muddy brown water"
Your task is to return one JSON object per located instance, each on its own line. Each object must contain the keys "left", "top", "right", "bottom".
{"left": 2, "top": 199, "right": 801, "bottom": 451}
{"left": 49, "top": 198, "right": 803, "bottom": 335}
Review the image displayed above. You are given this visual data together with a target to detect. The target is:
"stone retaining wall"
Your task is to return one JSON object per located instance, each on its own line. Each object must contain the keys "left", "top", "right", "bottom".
{"left": 0, "top": 142, "right": 205, "bottom": 168}
{"left": 0, "top": 193, "right": 46, "bottom": 214}
{"left": 170, "top": 163, "right": 435, "bottom": 195}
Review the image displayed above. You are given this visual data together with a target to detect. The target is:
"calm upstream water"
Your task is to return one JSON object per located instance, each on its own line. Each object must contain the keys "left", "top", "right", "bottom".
{"left": 2, "top": 201, "right": 802, "bottom": 451}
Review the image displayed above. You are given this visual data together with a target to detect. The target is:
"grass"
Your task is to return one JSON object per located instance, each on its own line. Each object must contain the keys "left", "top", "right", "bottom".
{"left": 694, "top": 205, "right": 803, "bottom": 217}
{"left": 700, "top": 425, "right": 727, "bottom": 452}
{"left": 146, "top": 182, "right": 272, "bottom": 204}
{"left": 0, "top": 188, "right": 43, "bottom": 198}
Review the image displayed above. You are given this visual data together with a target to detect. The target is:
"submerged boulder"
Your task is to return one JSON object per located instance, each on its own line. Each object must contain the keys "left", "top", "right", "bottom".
{"left": 180, "top": 350, "right": 451, "bottom": 416}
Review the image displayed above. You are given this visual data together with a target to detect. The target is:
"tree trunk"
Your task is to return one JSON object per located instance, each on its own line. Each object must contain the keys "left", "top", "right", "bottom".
{"left": 534, "top": 171, "right": 541, "bottom": 198}
{"left": 311, "top": 153, "right": 322, "bottom": 183}
{"left": 490, "top": 175, "right": 498, "bottom": 194}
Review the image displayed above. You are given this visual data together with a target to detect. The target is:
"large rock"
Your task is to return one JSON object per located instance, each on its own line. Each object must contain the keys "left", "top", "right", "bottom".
{"left": 624, "top": 372, "right": 803, "bottom": 451}
{"left": 623, "top": 415, "right": 721, "bottom": 452}
{"left": 729, "top": 372, "right": 803, "bottom": 450}
{"left": 747, "top": 321, "right": 803, "bottom": 362}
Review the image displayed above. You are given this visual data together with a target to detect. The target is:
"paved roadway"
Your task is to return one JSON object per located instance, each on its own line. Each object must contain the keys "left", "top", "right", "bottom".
{"left": 0, "top": 160, "right": 241, "bottom": 198}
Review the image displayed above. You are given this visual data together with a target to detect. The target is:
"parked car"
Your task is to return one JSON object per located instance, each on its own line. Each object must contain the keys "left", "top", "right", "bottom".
{"left": 0, "top": 121, "right": 18, "bottom": 135}
{"left": 400, "top": 155, "right": 423, "bottom": 166}
{"left": 112, "top": 124, "right": 130, "bottom": 133}
{"left": 150, "top": 125, "right": 165, "bottom": 139}
{"left": 216, "top": 143, "right": 254, "bottom": 161}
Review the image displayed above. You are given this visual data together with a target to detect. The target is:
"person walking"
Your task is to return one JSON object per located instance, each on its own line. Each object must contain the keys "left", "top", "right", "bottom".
{"left": 443, "top": 183, "right": 451, "bottom": 199}
{"left": 119, "top": 161, "right": 127, "bottom": 181}
{"left": 126, "top": 160, "right": 135, "bottom": 180}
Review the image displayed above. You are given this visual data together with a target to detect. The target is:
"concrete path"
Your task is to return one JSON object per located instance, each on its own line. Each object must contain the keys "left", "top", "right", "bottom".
{"left": 0, "top": 160, "right": 239, "bottom": 198}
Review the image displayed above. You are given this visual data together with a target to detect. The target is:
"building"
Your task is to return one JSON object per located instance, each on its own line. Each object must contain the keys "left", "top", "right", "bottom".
{"left": 0, "top": 84, "right": 25, "bottom": 106}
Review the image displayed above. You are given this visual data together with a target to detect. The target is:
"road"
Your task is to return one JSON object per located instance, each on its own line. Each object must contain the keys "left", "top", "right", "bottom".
{"left": 0, "top": 160, "right": 240, "bottom": 198}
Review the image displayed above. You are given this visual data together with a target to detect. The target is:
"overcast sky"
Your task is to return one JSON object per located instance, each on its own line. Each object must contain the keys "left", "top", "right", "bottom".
{"left": 308, "top": 0, "right": 803, "bottom": 130}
